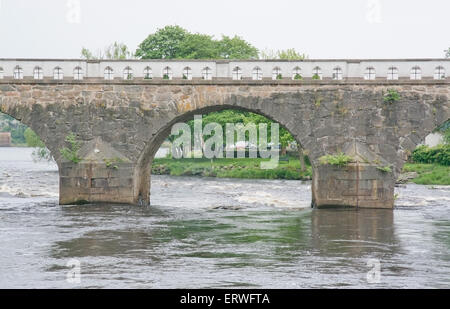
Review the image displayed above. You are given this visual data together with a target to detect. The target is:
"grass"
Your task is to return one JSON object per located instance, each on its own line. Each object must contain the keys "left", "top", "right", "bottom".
{"left": 152, "top": 158, "right": 449, "bottom": 185}
{"left": 318, "top": 153, "right": 353, "bottom": 167}
{"left": 402, "top": 163, "right": 450, "bottom": 185}
{"left": 152, "top": 156, "right": 312, "bottom": 180}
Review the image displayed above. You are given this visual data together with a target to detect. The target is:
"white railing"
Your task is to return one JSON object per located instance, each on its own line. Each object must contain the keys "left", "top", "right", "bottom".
{"left": 0, "top": 58, "right": 448, "bottom": 81}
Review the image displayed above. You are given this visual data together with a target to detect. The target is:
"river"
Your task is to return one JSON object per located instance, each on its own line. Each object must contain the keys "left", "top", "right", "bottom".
{"left": 0, "top": 147, "right": 449, "bottom": 288}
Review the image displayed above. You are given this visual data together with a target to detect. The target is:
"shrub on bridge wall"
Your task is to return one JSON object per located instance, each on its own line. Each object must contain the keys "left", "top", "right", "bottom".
{"left": 59, "top": 133, "right": 82, "bottom": 164}
{"left": 318, "top": 153, "right": 354, "bottom": 167}
{"left": 411, "top": 144, "right": 450, "bottom": 166}
{"left": 383, "top": 89, "right": 401, "bottom": 104}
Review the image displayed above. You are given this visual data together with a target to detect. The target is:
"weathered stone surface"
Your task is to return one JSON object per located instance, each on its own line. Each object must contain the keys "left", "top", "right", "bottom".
{"left": 0, "top": 82, "right": 449, "bottom": 207}
{"left": 312, "top": 163, "right": 395, "bottom": 209}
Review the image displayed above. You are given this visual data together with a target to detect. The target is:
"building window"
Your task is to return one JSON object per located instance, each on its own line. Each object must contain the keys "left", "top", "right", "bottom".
{"left": 364, "top": 67, "right": 376, "bottom": 80}
{"left": 33, "top": 67, "right": 44, "bottom": 80}
{"left": 0, "top": 67, "right": 3, "bottom": 79}
{"left": 410, "top": 66, "right": 421, "bottom": 80}
{"left": 163, "top": 67, "right": 172, "bottom": 80}
{"left": 312, "top": 67, "right": 322, "bottom": 80}
{"left": 73, "top": 67, "right": 83, "bottom": 80}
{"left": 252, "top": 67, "right": 263, "bottom": 80}
{"left": 183, "top": 67, "right": 192, "bottom": 80}
{"left": 53, "top": 67, "right": 64, "bottom": 80}
{"left": 143, "top": 67, "right": 152, "bottom": 79}
{"left": 292, "top": 67, "right": 302, "bottom": 80}
{"left": 13, "top": 66, "right": 24, "bottom": 80}
{"left": 123, "top": 67, "right": 133, "bottom": 80}
{"left": 202, "top": 67, "right": 212, "bottom": 80}
{"left": 387, "top": 67, "right": 398, "bottom": 80}
{"left": 272, "top": 67, "right": 282, "bottom": 80}
{"left": 434, "top": 66, "right": 446, "bottom": 80}
{"left": 104, "top": 67, "right": 114, "bottom": 80}
{"left": 232, "top": 67, "right": 242, "bottom": 80}
{"left": 332, "top": 67, "right": 343, "bottom": 80}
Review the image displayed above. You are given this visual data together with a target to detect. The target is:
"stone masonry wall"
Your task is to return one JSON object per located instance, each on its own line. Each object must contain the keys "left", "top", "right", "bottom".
{"left": 0, "top": 81, "right": 448, "bottom": 206}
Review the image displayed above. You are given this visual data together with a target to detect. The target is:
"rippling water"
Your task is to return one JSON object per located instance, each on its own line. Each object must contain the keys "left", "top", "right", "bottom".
{"left": 0, "top": 148, "right": 449, "bottom": 288}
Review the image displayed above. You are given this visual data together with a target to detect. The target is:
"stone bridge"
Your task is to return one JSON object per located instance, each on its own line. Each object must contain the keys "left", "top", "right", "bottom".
{"left": 0, "top": 58, "right": 449, "bottom": 209}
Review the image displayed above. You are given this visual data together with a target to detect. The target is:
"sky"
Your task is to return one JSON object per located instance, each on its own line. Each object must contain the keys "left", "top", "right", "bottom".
{"left": 0, "top": 0, "right": 449, "bottom": 59}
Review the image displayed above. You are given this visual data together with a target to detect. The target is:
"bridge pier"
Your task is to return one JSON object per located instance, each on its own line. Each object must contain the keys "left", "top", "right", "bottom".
{"left": 311, "top": 163, "right": 395, "bottom": 209}
{"left": 59, "top": 162, "right": 138, "bottom": 205}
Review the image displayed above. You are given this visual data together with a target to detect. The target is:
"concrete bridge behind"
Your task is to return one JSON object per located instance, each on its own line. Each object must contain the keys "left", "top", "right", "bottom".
{"left": 0, "top": 58, "right": 449, "bottom": 208}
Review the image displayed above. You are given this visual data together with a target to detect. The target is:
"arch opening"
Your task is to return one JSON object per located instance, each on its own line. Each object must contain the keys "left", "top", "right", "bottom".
{"left": 0, "top": 111, "right": 59, "bottom": 200}
{"left": 135, "top": 106, "right": 311, "bottom": 206}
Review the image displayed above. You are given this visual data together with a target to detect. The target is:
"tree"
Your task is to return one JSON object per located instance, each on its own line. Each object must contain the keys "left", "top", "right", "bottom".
{"left": 260, "top": 48, "right": 308, "bottom": 60}
{"left": 135, "top": 25, "right": 188, "bottom": 59}
{"left": 81, "top": 42, "right": 134, "bottom": 60}
{"left": 24, "top": 128, "right": 53, "bottom": 162}
{"left": 135, "top": 26, "right": 259, "bottom": 60}
{"left": 216, "top": 35, "right": 259, "bottom": 59}
{"left": 277, "top": 48, "right": 307, "bottom": 60}
{"left": 177, "top": 33, "right": 220, "bottom": 59}
{"left": 104, "top": 42, "right": 134, "bottom": 60}
{"left": 81, "top": 47, "right": 95, "bottom": 60}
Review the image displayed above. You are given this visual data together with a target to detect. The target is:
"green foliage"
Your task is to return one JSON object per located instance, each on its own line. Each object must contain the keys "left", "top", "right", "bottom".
{"left": 136, "top": 25, "right": 188, "bottom": 59}
{"left": 103, "top": 157, "right": 124, "bottom": 169}
{"left": 24, "top": 128, "right": 44, "bottom": 148}
{"left": 312, "top": 74, "right": 320, "bottom": 80}
{"left": 444, "top": 129, "right": 450, "bottom": 144}
{"left": 81, "top": 47, "right": 94, "bottom": 60}
{"left": 0, "top": 113, "right": 27, "bottom": 145}
{"left": 32, "top": 147, "right": 53, "bottom": 162}
{"left": 411, "top": 144, "right": 450, "bottom": 166}
{"left": 403, "top": 163, "right": 450, "bottom": 185}
{"left": 376, "top": 165, "right": 392, "bottom": 173}
{"left": 260, "top": 48, "right": 308, "bottom": 60}
{"left": 276, "top": 74, "right": 283, "bottom": 80}
{"left": 319, "top": 153, "right": 354, "bottom": 167}
{"left": 217, "top": 35, "right": 259, "bottom": 59}
{"left": 384, "top": 89, "right": 401, "bottom": 104}
{"left": 175, "top": 110, "right": 295, "bottom": 150}
{"left": 163, "top": 74, "right": 170, "bottom": 80}
{"left": 24, "top": 128, "right": 53, "bottom": 162}
{"left": 294, "top": 74, "right": 303, "bottom": 80}
{"left": 152, "top": 157, "right": 312, "bottom": 180}
{"left": 81, "top": 42, "right": 134, "bottom": 60}
{"left": 59, "top": 133, "right": 82, "bottom": 164}
{"left": 135, "top": 25, "right": 258, "bottom": 60}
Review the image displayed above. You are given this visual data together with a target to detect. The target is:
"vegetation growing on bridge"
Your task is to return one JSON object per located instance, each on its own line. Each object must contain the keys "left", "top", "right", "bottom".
{"left": 60, "top": 133, "right": 82, "bottom": 164}
{"left": 318, "top": 153, "right": 354, "bottom": 167}
{"left": 376, "top": 165, "right": 392, "bottom": 173}
{"left": 383, "top": 89, "right": 401, "bottom": 104}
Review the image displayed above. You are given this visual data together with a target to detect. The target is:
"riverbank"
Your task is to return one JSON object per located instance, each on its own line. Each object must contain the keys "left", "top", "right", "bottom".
{"left": 152, "top": 156, "right": 312, "bottom": 180}
{"left": 402, "top": 163, "right": 450, "bottom": 185}
{"left": 152, "top": 158, "right": 449, "bottom": 185}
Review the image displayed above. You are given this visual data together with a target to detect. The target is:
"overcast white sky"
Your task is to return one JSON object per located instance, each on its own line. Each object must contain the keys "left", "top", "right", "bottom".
{"left": 0, "top": 0, "right": 449, "bottom": 59}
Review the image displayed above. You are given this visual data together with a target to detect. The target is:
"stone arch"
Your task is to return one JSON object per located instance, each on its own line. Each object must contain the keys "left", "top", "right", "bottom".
{"left": 0, "top": 103, "right": 62, "bottom": 166}
{"left": 134, "top": 100, "right": 313, "bottom": 206}
{"left": 393, "top": 90, "right": 449, "bottom": 170}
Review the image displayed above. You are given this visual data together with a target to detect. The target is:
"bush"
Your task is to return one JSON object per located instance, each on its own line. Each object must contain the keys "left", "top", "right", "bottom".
{"left": 411, "top": 144, "right": 450, "bottom": 166}
{"left": 383, "top": 89, "right": 400, "bottom": 104}
{"left": 59, "top": 133, "right": 82, "bottom": 164}
{"left": 319, "top": 153, "right": 354, "bottom": 167}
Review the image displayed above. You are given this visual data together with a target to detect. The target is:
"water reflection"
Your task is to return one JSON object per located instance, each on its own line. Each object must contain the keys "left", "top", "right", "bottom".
{"left": 1, "top": 148, "right": 449, "bottom": 288}
{"left": 311, "top": 209, "right": 398, "bottom": 257}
